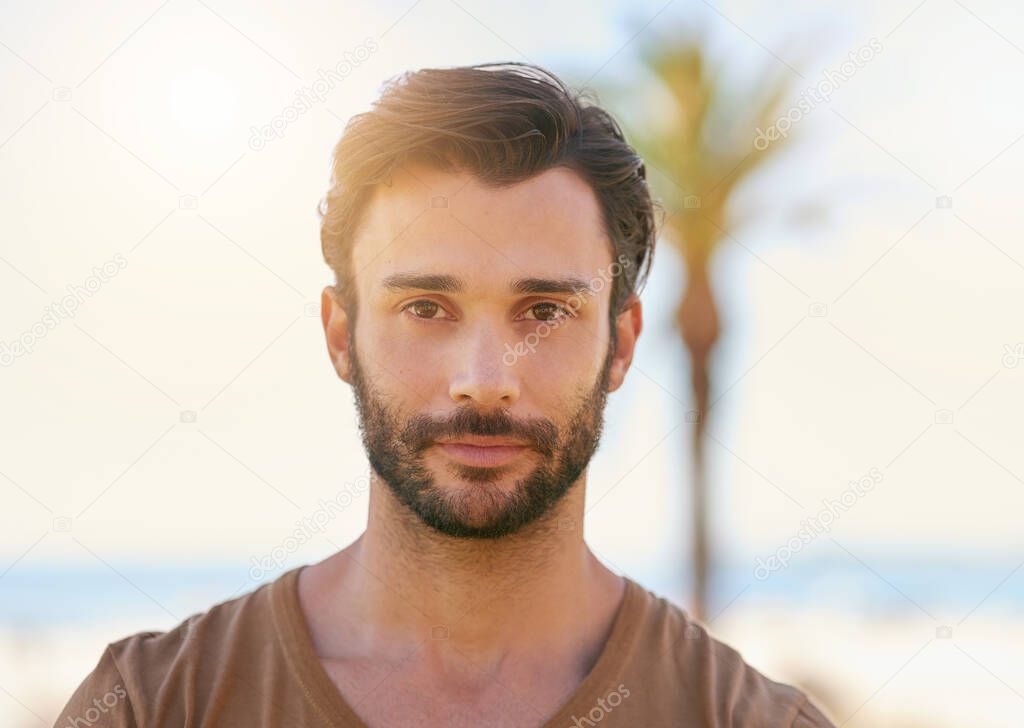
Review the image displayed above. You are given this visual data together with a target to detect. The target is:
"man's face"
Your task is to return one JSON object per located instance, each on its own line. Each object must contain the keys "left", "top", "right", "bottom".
{"left": 324, "top": 162, "right": 638, "bottom": 539}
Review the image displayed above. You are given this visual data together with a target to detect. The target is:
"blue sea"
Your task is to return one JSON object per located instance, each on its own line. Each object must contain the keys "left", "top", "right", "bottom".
{"left": 2, "top": 554, "right": 1022, "bottom": 628}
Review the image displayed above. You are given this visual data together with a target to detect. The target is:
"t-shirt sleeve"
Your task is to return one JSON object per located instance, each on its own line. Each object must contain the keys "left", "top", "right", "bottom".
{"left": 52, "top": 645, "right": 139, "bottom": 728}
{"left": 790, "top": 694, "right": 836, "bottom": 728}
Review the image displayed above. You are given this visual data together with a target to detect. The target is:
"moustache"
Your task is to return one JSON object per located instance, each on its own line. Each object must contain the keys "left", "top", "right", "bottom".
{"left": 401, "top": 405, "right": 558, "bottom": 458}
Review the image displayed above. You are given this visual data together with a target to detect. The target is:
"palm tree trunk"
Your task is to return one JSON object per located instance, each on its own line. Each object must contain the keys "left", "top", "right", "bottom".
{"left": 677, "top": 261, "right": 720, "bottom": 620}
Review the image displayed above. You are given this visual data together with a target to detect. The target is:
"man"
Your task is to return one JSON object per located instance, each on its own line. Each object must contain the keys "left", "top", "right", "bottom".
{"left": 55, "top": 62, "right": 834, "bottom": 727}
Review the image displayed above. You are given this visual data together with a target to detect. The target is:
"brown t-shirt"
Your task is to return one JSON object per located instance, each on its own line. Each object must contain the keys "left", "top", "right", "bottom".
{"left": 54, "top": 567, "right": 834, "bottom": 727}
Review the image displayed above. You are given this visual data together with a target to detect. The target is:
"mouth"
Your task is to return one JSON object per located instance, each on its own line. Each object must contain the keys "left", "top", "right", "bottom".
{"left": 435, "top": 437, "right": 530, "bottom": 468}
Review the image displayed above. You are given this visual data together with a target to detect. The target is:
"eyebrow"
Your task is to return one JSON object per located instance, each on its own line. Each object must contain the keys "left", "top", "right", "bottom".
{"left": 380, "top": 272, "right": 594, "bottom": 296}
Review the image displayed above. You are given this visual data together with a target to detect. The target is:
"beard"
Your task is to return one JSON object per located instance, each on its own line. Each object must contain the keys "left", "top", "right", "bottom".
{"left": 347, "top": 333, "right": 615, "bottom": 540}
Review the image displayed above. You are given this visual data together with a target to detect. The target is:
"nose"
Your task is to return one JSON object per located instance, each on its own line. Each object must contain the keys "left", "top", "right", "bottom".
{"left": 448, "top": 323, "right": 521, "bottom": 408}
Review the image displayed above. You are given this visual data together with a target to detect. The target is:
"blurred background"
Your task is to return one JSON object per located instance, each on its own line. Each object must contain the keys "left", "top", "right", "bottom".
{"left": 2, "top": 0, "right": 1023, "bottom": 725}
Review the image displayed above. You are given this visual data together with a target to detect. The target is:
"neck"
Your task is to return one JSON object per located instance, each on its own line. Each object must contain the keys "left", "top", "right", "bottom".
{"left": 301, "top": 472, "right": 625, "bottom": 682}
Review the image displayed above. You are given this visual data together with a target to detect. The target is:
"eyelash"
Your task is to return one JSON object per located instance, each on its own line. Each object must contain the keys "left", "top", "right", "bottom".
{"left": 401, "top": 299, "right": 575, "bottom": 323}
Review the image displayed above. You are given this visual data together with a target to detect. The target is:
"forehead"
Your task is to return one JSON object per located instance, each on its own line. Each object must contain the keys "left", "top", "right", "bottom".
{"left": 349, "top": 162, "right": 613, "bottom": 295}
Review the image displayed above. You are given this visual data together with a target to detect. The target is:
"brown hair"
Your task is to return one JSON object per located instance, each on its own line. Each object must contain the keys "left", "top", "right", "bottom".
{"left": 317, "top": 61, "right": 658, "bottom": 328}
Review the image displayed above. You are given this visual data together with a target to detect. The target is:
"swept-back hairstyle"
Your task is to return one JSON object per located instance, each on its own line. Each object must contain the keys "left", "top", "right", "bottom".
{"left": 317, "top": 61, "right": 658, "bottom": 328}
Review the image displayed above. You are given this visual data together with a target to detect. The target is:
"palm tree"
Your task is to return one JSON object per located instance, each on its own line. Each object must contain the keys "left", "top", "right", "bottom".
{"left": 610, "top": 33, "right": 796, "bottom": 619}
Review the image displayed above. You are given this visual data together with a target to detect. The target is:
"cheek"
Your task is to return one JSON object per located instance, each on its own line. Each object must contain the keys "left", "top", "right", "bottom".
{"left": 363, "top": 311, "right": 426, "bottom": 359}
{"left": 509, "top": 320, "right": 606, "bottom": 381}
{"left": 355, "top": 318, "right": 445, "bottom": 402}
{"left": 532, "top": 315, "right": 605, "bottom": 359}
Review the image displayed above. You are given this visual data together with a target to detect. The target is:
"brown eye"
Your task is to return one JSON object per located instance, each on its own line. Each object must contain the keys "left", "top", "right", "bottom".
{"left": 524, "top": 302, "right": 572, "bottom": 322}
{"left": 405, "top": 300, "right": 442, "bottom": 319}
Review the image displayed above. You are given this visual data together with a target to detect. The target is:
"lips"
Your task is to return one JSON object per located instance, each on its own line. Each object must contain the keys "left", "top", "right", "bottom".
{"left": 435, "top": 437, "right": 530, "bottom": 467}
{"left": 438, "top": 435, "right": 528, "bottom": 448}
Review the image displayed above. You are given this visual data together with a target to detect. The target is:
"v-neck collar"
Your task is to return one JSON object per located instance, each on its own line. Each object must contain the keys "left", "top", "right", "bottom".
{"left": 272, "top": 564, "right": 645, "bottom": 728}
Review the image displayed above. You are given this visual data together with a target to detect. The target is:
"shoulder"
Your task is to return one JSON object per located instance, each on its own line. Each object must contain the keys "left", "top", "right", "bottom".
{"left": 52, "top": 644, "right": 137, "bottom": 727}
{"left": 53, "top": 571, "right": 287, "bottom": 728}
{"left": 108, "top": 572, "right": 278, "bottom": 677}
{"left": 624, "top": 579, "right": 836, "bottom": 728}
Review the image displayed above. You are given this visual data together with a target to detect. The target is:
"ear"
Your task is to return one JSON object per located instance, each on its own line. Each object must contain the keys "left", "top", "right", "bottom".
{"left": 606, "top": 293, "right": 643, "bottom": 393}
{"left": 322, "top": 285, "right": 353, "bottom": 384}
